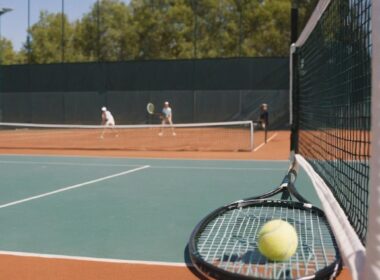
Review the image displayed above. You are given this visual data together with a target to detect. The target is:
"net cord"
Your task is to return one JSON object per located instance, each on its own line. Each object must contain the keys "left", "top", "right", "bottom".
{"left": 364, "top": 1, "right": 380, "bottom": 279}
{"left": 294, "top": 0, "right": 331, "bottom": 48}
{"left": 295, "top": 155, "right": 365, "bottom": 280}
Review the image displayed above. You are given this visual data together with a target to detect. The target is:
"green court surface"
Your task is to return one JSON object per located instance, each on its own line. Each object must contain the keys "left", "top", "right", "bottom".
{"left": 0, "top": 155, "right": 321, "bottom": 264}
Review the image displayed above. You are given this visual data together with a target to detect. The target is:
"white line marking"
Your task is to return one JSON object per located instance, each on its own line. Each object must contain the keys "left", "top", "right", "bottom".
{"left": 0, "top": 153, "right": 290, "bottom": 162}
{"left": 0, "top": 160, "right": 284, "bottom": 171}
{"left": 151, "top": 166, "right": 285, "bottom": 171}
{"left": 0, "top": 160, "right": 140, "bottom": 168}
{"left": 253, "top": 143, "right": 266, "bottom": 152}
{"left": 0, "top": 250, "right": 188, "bottom": 267}
{"left": 0, "top": 165, "right": 150, "bottom": 209}
{"left": 253, "top": 133, "right": 278, "bottom": 152}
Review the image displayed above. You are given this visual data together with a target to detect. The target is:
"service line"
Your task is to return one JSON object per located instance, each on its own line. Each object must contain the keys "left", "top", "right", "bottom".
{"left": 0, "top": 165, "right": 150, "bottom": 209}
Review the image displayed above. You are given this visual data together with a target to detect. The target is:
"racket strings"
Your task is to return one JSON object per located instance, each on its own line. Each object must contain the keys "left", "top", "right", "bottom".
{"left": 195, "top": 203, "right": 339, "bottom": 279}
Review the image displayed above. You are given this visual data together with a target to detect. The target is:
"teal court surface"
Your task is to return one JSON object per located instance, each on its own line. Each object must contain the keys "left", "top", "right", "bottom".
{"left": 0, "top": 154, "right": 320, "bottom": 266}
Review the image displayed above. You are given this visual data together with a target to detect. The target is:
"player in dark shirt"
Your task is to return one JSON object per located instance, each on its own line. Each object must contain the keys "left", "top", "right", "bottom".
{"left": 259, "top": 103, "right": 269, "bottom": 129}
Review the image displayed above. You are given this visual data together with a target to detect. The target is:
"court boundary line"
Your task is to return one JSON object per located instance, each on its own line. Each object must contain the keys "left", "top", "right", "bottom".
{"left": 0, "top": 153, "right": 289, "bottom": 162}
{"left": 0, "top": 160, "right": 142, "bottom": 168}
{"left": 253, "top": 132, "right": 278, "bottom": 152}
{"left": 0, "top": 160, "right": 286, "bottom": 171}
{"left": 0, "top": 165, "right": 150, "bottom": 209}
{"left": 0, "top": 250, "right": 189, "bottom": 267}
{"left": 150, "top": 166, "right": 285, "bottom": 171}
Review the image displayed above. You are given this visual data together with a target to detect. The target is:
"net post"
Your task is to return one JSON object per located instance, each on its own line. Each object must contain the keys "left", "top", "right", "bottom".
{"left": 363, "top": 1, "right": 380, "bottom": 279}
{"left": 250, "top": 120, "right": 254, "bottom": 151}
{"left": 264, "top": 126, "right": 267, "bottom": 143}
{"left": 289, "top": 43, "right": 296, "bottom": 126}
{"left": 289, "top": 43, "right": 298, "bottom": 153}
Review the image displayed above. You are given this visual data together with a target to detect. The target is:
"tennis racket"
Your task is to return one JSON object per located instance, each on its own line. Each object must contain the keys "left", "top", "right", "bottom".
{"left": 189, "top": 160, "right": 341, "bottom": 280}
{"left": 146, "top": 102, "right": 163, "bottom": 119}
{"left": 146, "top": 102, "right": 155, "bottom": 115}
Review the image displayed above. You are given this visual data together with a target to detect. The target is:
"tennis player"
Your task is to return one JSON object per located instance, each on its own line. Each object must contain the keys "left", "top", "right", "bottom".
{"left": 158, "top": 101, "right": 176, "bottom": 136}
{"left": 258, "top": 103, "right": 269, "bottom": 129}
{"left": 100, "top": 106, "right": 118, "bottom": 138}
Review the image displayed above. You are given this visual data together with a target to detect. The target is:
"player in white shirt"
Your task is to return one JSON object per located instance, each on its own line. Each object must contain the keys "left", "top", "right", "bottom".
{"left": 100, "top": 106, "right": 118, "bottom": 139}
{"left": 159, "top": 101, "right": 176, "bottom": 136}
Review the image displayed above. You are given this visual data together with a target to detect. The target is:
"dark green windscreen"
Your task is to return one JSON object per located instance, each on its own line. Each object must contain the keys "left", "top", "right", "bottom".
{"left": 0, "top": 58, "right": 289, "bottom": 126}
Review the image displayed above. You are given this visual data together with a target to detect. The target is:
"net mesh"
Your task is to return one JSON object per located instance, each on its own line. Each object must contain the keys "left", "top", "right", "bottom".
{"left": 0, "top": 121, "right": 253, "bottom": 152}
{"left": 292, "top": 0, "right": 371, "bottom": 244}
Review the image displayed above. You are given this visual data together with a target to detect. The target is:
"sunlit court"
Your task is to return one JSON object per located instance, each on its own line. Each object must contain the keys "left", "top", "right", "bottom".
{"left": 0, "top": 154, "right": 292, "bottom": 279}
{"left": 0, "top": 0, "right": 379, "bottom": 280}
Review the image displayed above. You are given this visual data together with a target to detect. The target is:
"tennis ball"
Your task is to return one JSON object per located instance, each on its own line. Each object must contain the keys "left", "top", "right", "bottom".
{"left": 258, "top": 219, "right": 298, "bottom": 261}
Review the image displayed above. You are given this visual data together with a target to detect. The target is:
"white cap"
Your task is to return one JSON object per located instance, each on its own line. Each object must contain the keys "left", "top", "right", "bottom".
{"left": 164, "top": 101, "right": 169, "bottom": 105}
{"left": 101, "top": 107, "right": 107, "bottom": 111}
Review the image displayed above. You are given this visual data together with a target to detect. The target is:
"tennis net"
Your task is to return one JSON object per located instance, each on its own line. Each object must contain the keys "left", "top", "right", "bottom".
{"left": 290, "top": 0, "right": 377, "bottom": 279}
{"left": 0, "top": 121, "right": 254, "bottom": 152}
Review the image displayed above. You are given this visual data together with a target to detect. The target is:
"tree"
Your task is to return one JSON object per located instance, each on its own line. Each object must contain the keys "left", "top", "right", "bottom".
{"left": 247, "top": 0, "right": 292, "bottom": 56}
{"left": 190, "top": 0, "right": 309, "bottom": 58}
{"left": 0, "top": 38, "right": 21, "bottom": 65}
{"left": 75, "top": 0, "right": 136, "bottom": 61}
{"left": 130, "top": 0, "right": 193, "bottom": 59}
{"left": 9, "top": 0, "right": 322, "bottom": 64}
{"left": 191, "top": 0, "right": 232, "bottom": 58}
{"left": 24, "top": 10, "right": 78, "bottom": 63}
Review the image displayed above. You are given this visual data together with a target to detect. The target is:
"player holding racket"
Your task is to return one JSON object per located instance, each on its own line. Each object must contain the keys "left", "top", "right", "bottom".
{"left": 158, "top": 101, "right": 176, "bottom": 136}
{"left": 100, "top": 106, "right": 118, "bottom": 139}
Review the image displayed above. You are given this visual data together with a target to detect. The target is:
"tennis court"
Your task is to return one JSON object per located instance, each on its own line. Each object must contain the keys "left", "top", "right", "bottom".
{"left": 0, "top": 0, "right": 378, "bottom": 279}
{"left": 0, "top": 152, "right": 315, "bottom": 279}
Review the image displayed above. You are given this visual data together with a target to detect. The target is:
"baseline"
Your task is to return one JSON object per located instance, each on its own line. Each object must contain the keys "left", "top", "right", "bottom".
{"left": 0, "top": 250, "right": 187, "bottom": 267}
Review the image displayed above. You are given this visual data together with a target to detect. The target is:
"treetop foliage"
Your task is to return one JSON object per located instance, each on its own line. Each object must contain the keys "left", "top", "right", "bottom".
{"left": 2, "top": 0, "right": 318, "bottom": 65}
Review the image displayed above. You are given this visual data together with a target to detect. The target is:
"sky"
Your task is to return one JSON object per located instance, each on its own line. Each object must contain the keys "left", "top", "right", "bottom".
{"left": 0, "top": 0, "right": 130, "bottom": 51}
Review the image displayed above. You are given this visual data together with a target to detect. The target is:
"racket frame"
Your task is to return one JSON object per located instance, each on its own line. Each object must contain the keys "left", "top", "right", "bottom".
{"left": 188, "top": 166, "right": 342, "bottom": 280}
{"left": 146, "top": 102, "right": 155, "bottom": 115}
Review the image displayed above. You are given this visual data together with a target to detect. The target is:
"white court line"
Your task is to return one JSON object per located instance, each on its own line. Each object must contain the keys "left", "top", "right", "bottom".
{"left": 0, "top": 160, "right": 140, "bottom": 168}
{"left": 0, "top": 153, "right": 290, "bottom": 162}
{"left": 151, "top": 166, "right": 285, "bottom": 171}
{"left": 0, "top": 165, "right": 150, "bottom": 209}
{"left": 253, "top": 132, "right": 278, "bottom": 152}
{"left": 0, "top": 250, "right": 188, "bottom": 267}
{"left": 0, "top": 160, "right": 285, "bottom": 171}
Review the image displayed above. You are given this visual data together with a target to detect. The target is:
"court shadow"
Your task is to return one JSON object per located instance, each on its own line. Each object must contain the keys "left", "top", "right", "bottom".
{"left": 183, "top": 245, "right": 268, "bottom": 279}
{"left": 184, "top": 244, "right": 208, "bottom": 280}
{"left": 220, "top": 249, "right": 267, "bottom": 265}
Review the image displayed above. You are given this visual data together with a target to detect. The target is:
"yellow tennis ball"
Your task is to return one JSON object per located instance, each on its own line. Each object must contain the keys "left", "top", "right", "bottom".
{"left": 258, "top": 219, "right": 298, "bottom": 261}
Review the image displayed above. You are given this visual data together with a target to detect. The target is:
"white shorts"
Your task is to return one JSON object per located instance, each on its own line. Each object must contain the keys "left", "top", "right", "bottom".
{"left": 105, "top": 120, "right": 115, "bottom": 126}
{"left": 161, "top": 118, "right": 173, "bottom": 125}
